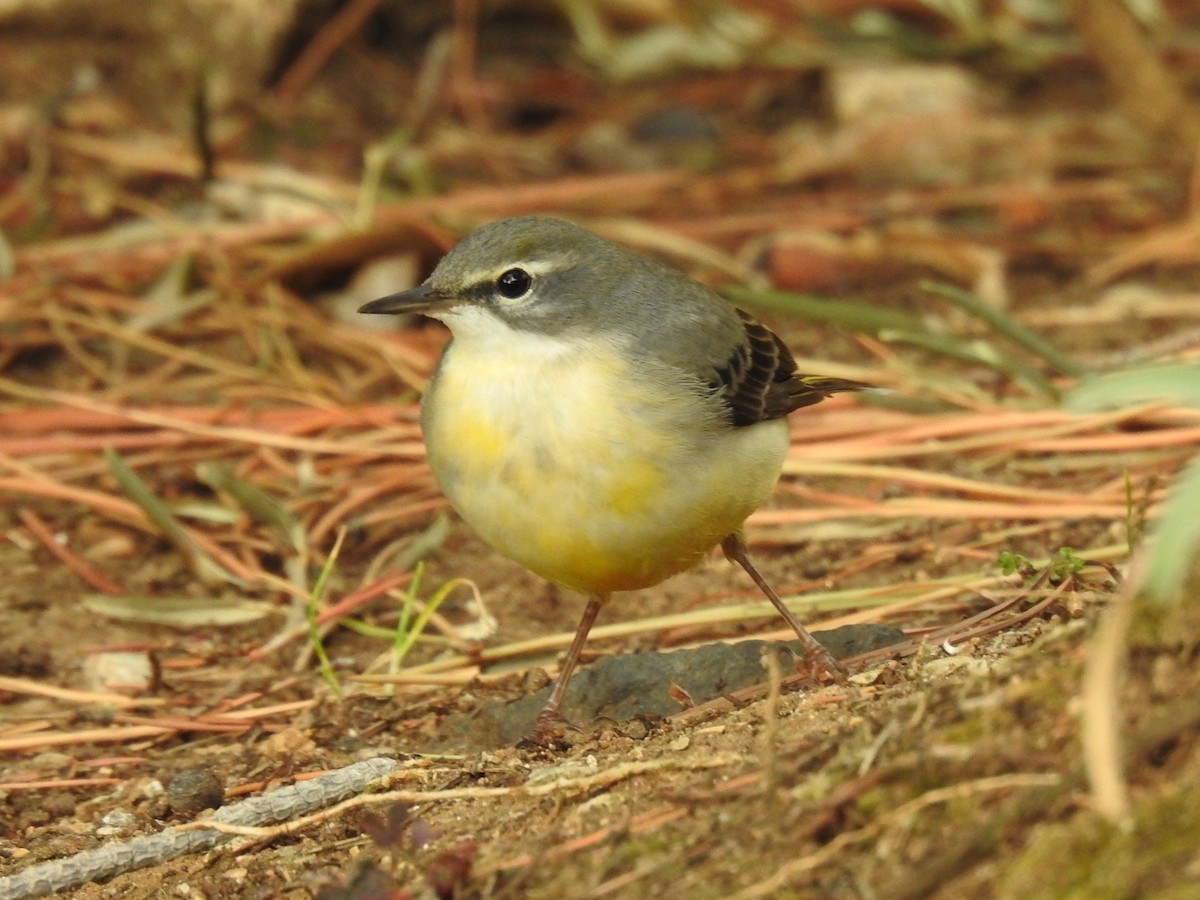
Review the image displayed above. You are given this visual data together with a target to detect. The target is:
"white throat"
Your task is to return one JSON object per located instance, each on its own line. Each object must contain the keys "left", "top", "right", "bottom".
{"left": 437, "top": 304, "right": 579, "bottom": 364}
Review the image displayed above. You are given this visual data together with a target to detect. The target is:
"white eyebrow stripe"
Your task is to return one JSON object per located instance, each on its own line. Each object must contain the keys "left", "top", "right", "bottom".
{"left": 466, "top": 259, "right": 560, "bottom": 284}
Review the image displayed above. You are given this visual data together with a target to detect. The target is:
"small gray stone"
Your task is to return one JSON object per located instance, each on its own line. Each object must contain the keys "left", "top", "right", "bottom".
{"left": 165, "top": 769, "right": 224, "bottom": 818}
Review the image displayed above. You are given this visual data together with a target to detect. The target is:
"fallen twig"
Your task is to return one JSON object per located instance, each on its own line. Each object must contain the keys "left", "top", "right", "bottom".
{"left": 0, "top": 757, "right": 400, "bottom": 900}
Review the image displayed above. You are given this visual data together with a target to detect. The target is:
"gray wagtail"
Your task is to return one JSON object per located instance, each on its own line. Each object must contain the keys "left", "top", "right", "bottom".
{"left": 360, "top": 216, "right": 864, "bottom": 734}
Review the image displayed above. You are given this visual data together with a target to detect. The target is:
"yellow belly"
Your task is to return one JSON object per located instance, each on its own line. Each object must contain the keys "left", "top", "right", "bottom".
{"left": 422, "top": 335, "right": 788, "bottom": 595}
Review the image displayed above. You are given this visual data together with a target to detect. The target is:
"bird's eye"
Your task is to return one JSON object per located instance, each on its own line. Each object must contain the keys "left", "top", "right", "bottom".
{"left": 496, "top": 268, "right": 532, "bottom": 299}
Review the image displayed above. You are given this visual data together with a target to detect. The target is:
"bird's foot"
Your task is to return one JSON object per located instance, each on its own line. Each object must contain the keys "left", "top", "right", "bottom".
{"left": 520, "top": 706, "right": 578, "bottom": 750}
{"left": 800, "top": 643, "right": 848, "bottom": 683}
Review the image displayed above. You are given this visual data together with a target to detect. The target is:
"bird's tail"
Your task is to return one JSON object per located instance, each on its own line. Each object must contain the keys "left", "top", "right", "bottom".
{"left": 787, "top": 375, "right": 872, "bottom": 410}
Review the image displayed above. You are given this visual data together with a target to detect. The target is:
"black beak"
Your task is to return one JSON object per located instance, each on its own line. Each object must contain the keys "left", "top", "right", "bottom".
{"left": 358, "top": 283, "right": 447, "bottom": 315}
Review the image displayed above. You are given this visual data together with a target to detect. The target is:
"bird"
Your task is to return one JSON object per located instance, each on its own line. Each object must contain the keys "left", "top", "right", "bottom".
{"left": 359, "top": 216, "right": 864, "bottom": 736}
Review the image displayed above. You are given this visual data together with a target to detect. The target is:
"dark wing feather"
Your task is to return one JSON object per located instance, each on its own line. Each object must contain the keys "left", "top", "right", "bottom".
{"left": 713, "top": 309, "right": 866, "bottom": 427}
